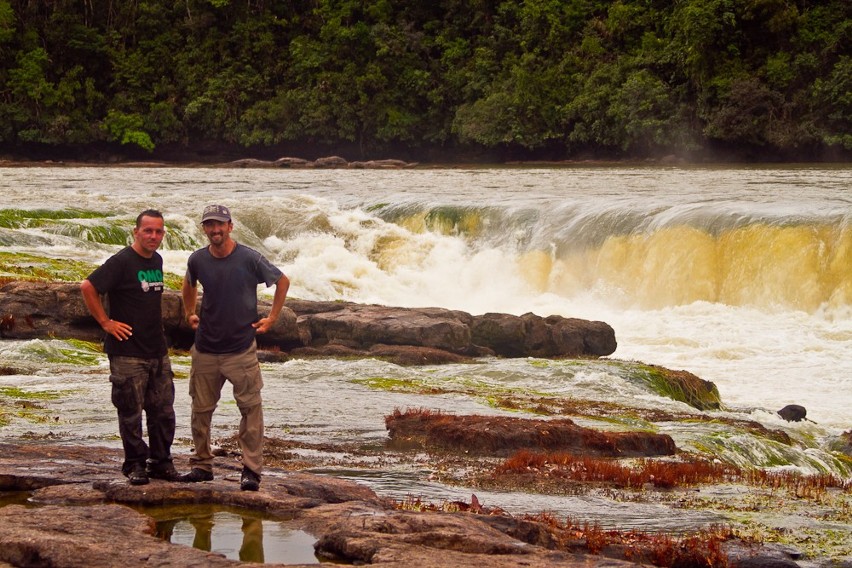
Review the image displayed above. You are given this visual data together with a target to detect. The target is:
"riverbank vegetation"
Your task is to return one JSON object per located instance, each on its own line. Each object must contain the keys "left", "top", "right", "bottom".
{"left": 1, "top": 0, "right": 850, "bottom": 163}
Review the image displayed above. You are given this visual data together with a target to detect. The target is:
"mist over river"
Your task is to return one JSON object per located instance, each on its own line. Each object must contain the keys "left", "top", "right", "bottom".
{"left": 1, "top": 165, "right": 850, "bottom": 499}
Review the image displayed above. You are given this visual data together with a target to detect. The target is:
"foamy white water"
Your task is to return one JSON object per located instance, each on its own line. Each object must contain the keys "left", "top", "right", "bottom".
{"left": 1, "top": 165, "right": 850, "bottom": 436}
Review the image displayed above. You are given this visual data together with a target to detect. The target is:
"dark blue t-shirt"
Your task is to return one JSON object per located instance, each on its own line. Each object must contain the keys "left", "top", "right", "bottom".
{"left": 86, "top": 246, "right": 167, "bottom": 358}
{"left": 186, "top": 243, "right": 283, "bottom": 354}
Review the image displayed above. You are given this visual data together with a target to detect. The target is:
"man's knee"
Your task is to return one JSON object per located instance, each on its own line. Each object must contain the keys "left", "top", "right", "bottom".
{"left": 237, "top": 400, "right": 262, "bottom": 417}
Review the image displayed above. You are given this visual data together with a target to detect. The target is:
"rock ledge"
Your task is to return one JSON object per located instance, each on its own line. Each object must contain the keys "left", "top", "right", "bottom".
{"left": 0, "top": 280, "right": 617, "bottom": 363}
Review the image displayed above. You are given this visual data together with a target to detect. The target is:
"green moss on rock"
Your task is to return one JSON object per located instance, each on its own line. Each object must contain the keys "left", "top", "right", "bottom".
{"left": 0, "top": 252, "right": 183, "bottom": 289}
{"left": 0, "top": 208, "right": 108, "bottom": 229}
{"left": 0, "top": 252, "right": 97, "bottom": 282}
{"left": 629, "top": 364, "right": 721, "bottom": 410}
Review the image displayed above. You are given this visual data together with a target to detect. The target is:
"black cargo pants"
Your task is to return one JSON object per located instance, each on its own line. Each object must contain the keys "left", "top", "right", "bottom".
{"left": 108, "top": 355, "right": 176, "bottom": 474}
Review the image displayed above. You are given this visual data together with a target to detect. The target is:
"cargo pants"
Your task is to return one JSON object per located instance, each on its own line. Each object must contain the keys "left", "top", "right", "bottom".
{"left": 108, "top": 355, "right": 176, "bottom": 475}
{"left": 188, "top": 342, "right": 264, "bottom": 475}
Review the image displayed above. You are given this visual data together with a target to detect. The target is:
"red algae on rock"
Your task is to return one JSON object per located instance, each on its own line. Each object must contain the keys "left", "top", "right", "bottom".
{"left": 385, "top": 408, "right": 677, "bottom": 457}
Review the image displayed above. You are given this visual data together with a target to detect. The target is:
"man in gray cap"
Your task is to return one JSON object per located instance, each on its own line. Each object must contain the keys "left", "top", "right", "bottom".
{"left": 180, "top": 204, "right": 289, "bottom": 491}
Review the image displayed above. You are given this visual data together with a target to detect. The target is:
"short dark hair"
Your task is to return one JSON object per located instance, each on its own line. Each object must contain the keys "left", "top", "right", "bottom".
{"left": 136, "top": 209, "right": 164, "bottom": 228}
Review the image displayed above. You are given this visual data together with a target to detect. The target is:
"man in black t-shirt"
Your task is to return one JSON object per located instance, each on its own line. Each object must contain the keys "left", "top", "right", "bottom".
{"left": 81, "top": 209, "right": 180, "bottom": 485}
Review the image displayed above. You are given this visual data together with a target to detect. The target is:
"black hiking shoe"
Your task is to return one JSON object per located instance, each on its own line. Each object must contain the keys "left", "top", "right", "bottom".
{"left": 240, "top": 467, "right": 260, "bottom": 491}
{"left": 127, "top": 463, "right": 149, "bottom": 486}
{"left": 179, "top": 468, "right": 213, "bottom": 482}
{"left": 147, "top": 461, "right": 182, "bottom": 482}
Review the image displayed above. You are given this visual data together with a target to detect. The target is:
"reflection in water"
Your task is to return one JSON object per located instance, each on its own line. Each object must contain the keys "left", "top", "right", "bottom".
{"left": 146, "top": 504, "right": 319, "bottom": 564}
{"left": 240, "top": 516, "right": 264, "bottom": 562}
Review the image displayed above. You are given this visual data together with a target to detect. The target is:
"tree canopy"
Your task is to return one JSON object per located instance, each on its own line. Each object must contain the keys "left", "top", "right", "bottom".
{"left": 0, "top": 0, "right": 849, "bottom": 162}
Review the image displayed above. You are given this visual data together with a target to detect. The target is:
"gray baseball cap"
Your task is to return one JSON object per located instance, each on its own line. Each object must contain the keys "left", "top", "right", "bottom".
{"left": 201, "top": 204, "right": 231, "bottom": 223}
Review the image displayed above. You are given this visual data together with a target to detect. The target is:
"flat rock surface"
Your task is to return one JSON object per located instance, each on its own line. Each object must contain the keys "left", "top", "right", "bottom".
{"left": 0, "top": 443, "right": 648, "bottom": 567}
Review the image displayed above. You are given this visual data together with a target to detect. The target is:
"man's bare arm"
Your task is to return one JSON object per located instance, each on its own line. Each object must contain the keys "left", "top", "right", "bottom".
{"left": 253, "top": 274, "right": 290, "bottom": 334}
{"left": 181, "top": 273, "right": 200, "bottom": 330}
{"left": 80, "top": 279, "right": 132, "bottom": 341}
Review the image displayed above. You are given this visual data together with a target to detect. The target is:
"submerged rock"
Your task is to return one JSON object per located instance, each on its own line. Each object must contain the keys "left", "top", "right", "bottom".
{"left": 830, "top": 430, "right": 852, "bottom": 457}
{"left": 633, "top": 364, "right": 722, "bottom": 410}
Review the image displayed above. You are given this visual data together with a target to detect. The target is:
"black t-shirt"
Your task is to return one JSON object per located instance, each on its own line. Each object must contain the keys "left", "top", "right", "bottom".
{"left": 186, "top": 243, "right": 282, "bottom": 354}
{"left": 86, "top": 246, "right": 167, "bottom": 358}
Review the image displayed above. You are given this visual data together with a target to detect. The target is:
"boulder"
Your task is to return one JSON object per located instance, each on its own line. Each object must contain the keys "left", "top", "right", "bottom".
{"left": 0, "top": 280, "right": 102, "bottom": 342}
{"left": 777, "top": 404, "right": 808, "bottom": 422}
{"left": 273, "top": 156, "right": 310, "bottom": 168}
{"left": 301, "top": 304, "right": 472, "bottom": 353}
{"left": 312, "top": 155, "right": 348, "bottom": 168}
{"left": 470, "top": 313, "right": 616, "bottom": 358}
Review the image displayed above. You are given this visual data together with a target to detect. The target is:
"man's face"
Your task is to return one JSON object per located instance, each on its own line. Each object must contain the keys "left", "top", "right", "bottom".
{"left": 202, "top": 219, "right": 232, "bottom": 245}
{"left": 133, "top": 215, "right": 166, "bottom": 255}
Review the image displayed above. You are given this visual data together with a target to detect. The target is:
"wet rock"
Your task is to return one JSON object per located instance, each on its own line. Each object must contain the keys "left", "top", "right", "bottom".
{"left": 777, "top": 404, "right": 808, "bottom": 422}
{"left": 723, "top": 540, "right": 803, "bottom": 567}
{"left": 222, "top": 158, "right": 275, "bottom": 168}
{"left": 309, "top": 503, "right": 622, "bottom": 567}
{"left": 288, "top": 342, "right": 367, "bottom": 359}
{"left": 367, "top": 344, "right": 477, "bottom": 365}
{"left": 272, "top": 156, "right": 310, "bottom": 168}
{"left": 0, "top": 443, "right": 661, "bottom": 568}
{"left": 831, "top": 430, "right": 852, "bottom": 457}
{"left": 635, "top": 365, "right": 722, "bottom": 410}
{"left": 0, "top": 280, "right": 617, "bottom": 361}
{"left": 0, "top": 503, "right": 243, "bottom": 568}
{"left": 313, "top": 155, "right": 348, "bottom": 168}
{"left": 0, "top": 280, "right": 102, "bottom": 342}
{"left": 0, "top": 443, "right": 819, "bottom": 568}
{"left": 288, "top": 342, "right": 482, "bottom": 366}
{"left": 301, "top": 304, "right": 473, "bottom": 353}
{"left": 348, "top": 159, "right": 417, "bottom": 169}
{"left": 385, "top": 409, "right": 677, "bottom": 457}
{"left": 471, "top": 312, "right": 616, "bottom": 358}
{"left": 255, "top": 349, "right": 290, "bottom": 363}
{"left": 470, "top": 312, "right": 534, "bottom": 357}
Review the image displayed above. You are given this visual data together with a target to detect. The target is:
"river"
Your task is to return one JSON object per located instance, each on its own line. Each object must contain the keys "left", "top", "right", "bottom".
{"left": 0, "top": 164, "right": 850, "bottom": 524}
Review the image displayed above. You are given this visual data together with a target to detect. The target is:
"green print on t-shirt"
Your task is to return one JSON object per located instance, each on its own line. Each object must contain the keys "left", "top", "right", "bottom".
{"left": 137, "top": 269, "right": 164, "bottom": 292}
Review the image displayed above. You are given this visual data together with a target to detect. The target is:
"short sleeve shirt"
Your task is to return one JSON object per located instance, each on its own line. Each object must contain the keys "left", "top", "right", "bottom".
{"left": 85, "top": 247, "right": 167, "bottom": 358}
{"left": 186, "top": 243, "right": 283, "bottom": 354}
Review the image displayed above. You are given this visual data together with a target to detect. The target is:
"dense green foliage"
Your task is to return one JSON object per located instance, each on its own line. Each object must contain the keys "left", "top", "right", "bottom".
{"left": 0, "top": 0, "right": 849, "bottom": 161}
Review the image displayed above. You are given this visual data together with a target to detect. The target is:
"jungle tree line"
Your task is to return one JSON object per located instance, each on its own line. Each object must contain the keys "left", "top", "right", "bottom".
{"left": 0, "top": 0, "right": 849, "bottom": 161}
